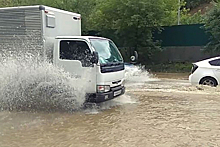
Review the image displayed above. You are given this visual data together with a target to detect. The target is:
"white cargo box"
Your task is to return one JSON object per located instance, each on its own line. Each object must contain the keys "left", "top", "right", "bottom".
{"left": 0, "top": 5, "right": 81, "bottom": 59}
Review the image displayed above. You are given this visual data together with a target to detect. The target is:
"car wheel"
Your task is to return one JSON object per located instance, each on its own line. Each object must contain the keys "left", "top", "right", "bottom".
{"left": 200, "top": 77, "right": 218, "bottom": 87}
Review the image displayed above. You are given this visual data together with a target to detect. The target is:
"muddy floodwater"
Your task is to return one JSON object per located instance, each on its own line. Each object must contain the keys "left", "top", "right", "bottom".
{"left": 1, "top": 72, "right": 220, "bottom": 147}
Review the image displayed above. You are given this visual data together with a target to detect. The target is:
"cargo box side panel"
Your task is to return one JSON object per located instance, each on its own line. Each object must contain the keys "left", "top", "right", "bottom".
{"left": 44, "top": 6, "right": 81, "bottom": 37}
{"left": 0, "top": 7, "right": 43, "bottom": 57}
{"left": 41, "top": 6, "right": 81, "bottom": 62}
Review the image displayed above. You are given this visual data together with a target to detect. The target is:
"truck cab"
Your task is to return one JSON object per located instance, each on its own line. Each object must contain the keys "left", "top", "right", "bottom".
{"left": 54, "top": 36, "right": 125, "bottom": 103}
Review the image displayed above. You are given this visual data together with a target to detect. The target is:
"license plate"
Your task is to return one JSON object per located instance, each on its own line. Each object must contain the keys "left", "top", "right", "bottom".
{"left": 114, "top": 90, "right": 122, "bottom": 97}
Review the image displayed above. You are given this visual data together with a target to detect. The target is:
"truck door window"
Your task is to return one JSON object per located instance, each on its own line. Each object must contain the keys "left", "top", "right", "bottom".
{"left": 60, "top": 40, "right": 92, "bottom": 67}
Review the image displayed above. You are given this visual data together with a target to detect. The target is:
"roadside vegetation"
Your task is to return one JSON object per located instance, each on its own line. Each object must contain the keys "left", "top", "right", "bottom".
{"left": 0, "top": 0, "right": 219, "bottom": 72}
{"left": 147, "top": 62, "right": 192, "bottom": 73}
{"left": 204, "top": 2, "right": 220, "bottom": 52}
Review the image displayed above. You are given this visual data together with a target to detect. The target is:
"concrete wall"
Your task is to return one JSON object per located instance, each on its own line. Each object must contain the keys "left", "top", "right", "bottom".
{"left": 153, "top": 46, "right": 219, "bottom": 63}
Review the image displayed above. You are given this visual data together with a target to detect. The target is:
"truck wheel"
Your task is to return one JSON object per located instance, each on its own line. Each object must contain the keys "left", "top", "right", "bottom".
{"left": 200, "top": 77, "right": 218, "bottom": 87}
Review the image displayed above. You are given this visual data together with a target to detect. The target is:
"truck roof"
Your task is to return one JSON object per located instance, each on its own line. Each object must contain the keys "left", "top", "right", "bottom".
{"left": 56, "top": 36, "right": 110, "bottom": 42}
{"left": 0, "top": 5, "right": 80, "bottom": 17}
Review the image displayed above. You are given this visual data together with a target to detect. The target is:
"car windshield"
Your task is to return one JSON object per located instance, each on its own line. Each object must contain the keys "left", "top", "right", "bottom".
{"left": 90, "top": 38, "right": 123, "bottom": 64}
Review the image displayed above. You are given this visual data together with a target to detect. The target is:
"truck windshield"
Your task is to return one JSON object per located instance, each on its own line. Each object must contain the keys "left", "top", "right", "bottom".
{"left": 90, "top": 39, "right": 123, "bottom": 64}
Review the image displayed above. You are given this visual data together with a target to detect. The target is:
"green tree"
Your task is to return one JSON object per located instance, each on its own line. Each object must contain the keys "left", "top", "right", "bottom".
{"left": 181, "top": 10, "right": 205, "bottom": 24}
{"left": 161, "top": 0, "right": 181, "bottom": 26}
{"left": 88, "top": 0, "right": 181, "bottom": 63}
{"left": 185, "top": 0, "right": 212, "bottom": 9}
{"left": 204, "top": 3, "right": 220, "bottom": 52}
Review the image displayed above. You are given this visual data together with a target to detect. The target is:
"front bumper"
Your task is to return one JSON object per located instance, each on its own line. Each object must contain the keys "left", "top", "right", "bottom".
{"left": 86, "top": 86, "right": 125, "bottom": 103}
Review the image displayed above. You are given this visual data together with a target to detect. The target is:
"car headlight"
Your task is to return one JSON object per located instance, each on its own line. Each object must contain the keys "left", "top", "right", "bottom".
{"left": 97, "top": 85, "right": 110, "bottom": 93}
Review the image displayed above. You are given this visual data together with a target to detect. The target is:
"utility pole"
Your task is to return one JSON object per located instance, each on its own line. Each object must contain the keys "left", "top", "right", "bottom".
{"left": 178, "top": 0, "right": 181, "bottom": 25}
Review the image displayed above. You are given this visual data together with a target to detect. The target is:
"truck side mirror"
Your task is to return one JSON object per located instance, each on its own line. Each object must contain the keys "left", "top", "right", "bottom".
{"left": 91, "top": 51, "right": 99, "bottom": 64}
{"left": 130, "top": 50, "right": 138, "bottom": 63}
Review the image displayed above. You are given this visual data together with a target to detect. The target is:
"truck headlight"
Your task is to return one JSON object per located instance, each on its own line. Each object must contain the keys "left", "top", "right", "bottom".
{"left": 97, "top": 85, "right": 110, "bottom": 93}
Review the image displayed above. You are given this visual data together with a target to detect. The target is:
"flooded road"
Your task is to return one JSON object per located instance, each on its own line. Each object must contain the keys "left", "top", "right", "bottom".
{"left": 1, "top": 72, "right": 220, "bottom": 147}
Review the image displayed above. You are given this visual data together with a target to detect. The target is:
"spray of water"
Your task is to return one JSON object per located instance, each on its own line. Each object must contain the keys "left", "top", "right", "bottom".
{"left": 0, "top": 51, "right": 157, "bottom": 112}
{"left": 125, "top": 64, "right": 159, "bottom": 85}
{"left": 0, "top": 54, "right": 86, "bottom": 112}
{"left": 85, "top": 64, "right": 156, "bottom": 112}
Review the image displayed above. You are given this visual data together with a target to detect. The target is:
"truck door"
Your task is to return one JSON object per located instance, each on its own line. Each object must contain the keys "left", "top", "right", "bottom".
{"left": 54, "top": 39, "right": 96, "bottom": 93}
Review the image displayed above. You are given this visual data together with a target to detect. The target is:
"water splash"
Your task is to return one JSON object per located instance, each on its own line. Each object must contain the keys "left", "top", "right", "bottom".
{"left": 0, "top": 57, "right": 157, "bottom": 112}
{"left": 84, "top": 94, "right": 137, "bottom": 114}
{"left": 98, "top": 94, "right": 137, "bottom": 109}
{"left": 125, "top": 64, "right": 159, "bottom": 86}
{"left": 0, "top": 55, "right": 86, "bottom": 112}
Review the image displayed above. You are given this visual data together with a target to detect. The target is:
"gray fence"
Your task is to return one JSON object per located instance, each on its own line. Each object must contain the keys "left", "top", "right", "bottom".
{"left": 153, "top": 46, "right": 219, "bottom": 63}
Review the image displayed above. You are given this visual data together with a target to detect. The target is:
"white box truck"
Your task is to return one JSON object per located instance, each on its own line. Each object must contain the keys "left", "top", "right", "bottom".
{"left": 0, "top": 5, "right": 136, "bottom": 103}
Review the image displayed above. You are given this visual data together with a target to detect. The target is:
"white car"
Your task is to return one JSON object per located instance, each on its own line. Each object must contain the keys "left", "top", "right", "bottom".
{"left": 189, "top": 56, "right": 220, "bottom": 87}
